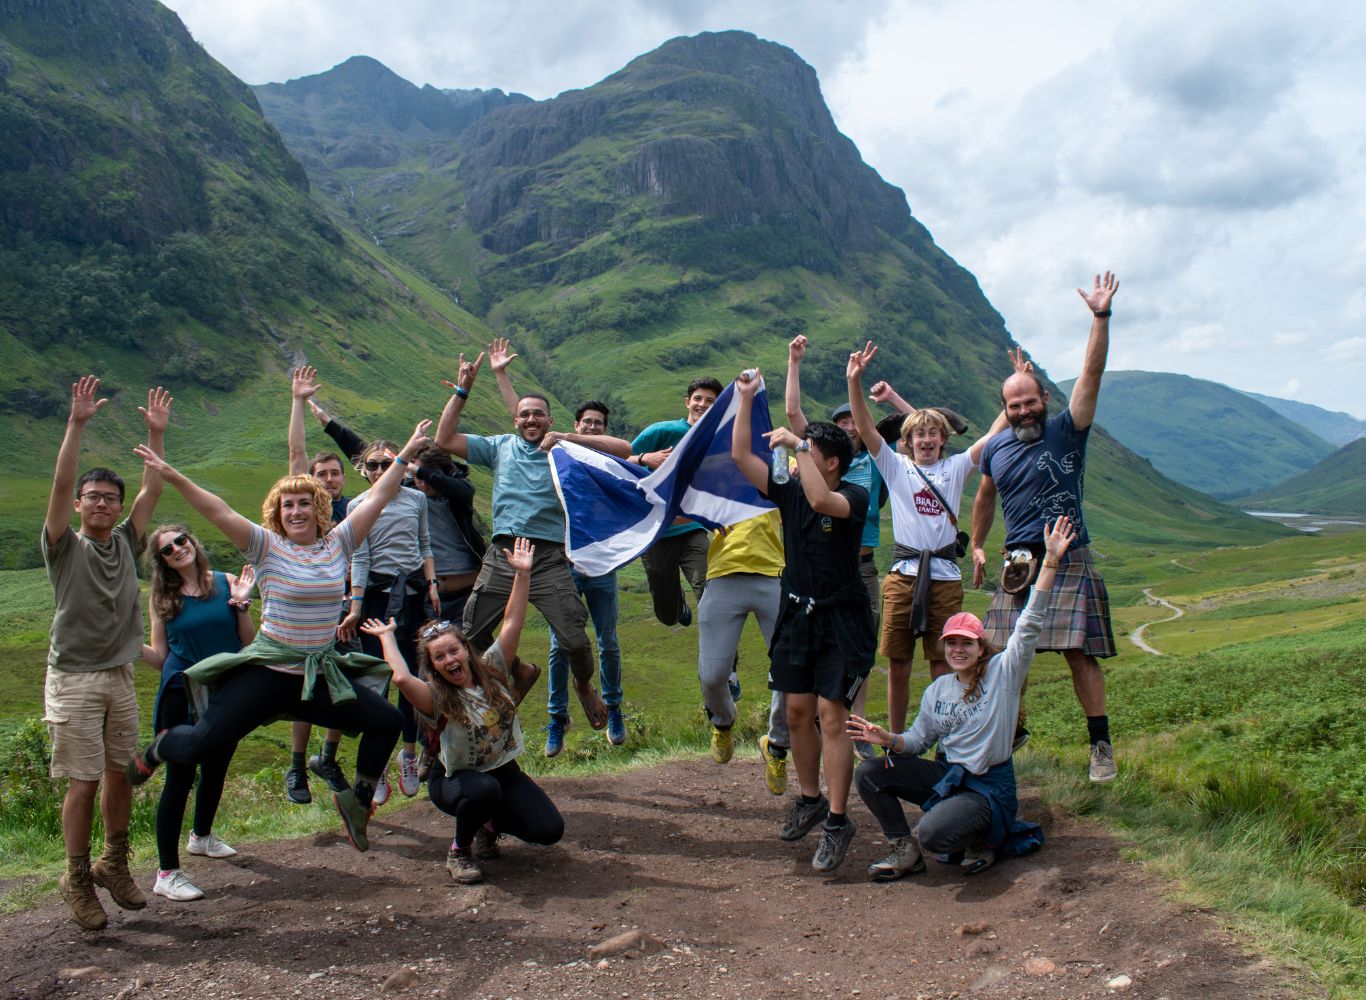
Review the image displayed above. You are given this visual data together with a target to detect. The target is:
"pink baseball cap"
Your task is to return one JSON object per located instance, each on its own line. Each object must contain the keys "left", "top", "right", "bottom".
{"left": 941, "top": 611, "right": 986, "bottom": 641}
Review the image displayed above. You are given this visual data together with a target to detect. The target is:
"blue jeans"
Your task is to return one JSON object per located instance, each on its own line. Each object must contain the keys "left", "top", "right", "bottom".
{"left": 547, "top": 569, "right": 622, "bottom": 716}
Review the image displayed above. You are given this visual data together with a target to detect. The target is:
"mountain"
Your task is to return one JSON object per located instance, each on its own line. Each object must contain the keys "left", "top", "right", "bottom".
{"left": 1241, "top": 438, "right": 1366, "bottom": 516}
{"left": 1057, "top": 371, "right": 1335, "bottom": 500}
{"left": 1238, "top": 390, "right": 1366, "bottom": 448}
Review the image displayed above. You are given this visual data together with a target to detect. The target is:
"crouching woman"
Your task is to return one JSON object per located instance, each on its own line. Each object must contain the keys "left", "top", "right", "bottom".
{"left": 847, "top": 515, "right": 1076, "bottom": 881}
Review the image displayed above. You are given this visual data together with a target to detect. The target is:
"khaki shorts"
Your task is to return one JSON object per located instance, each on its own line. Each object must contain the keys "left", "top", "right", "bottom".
{"left": 880, "top": 573, "right": 963, "bottom": 662}
{"left": 43, "top": 663, "right": 139, "bottom": 781}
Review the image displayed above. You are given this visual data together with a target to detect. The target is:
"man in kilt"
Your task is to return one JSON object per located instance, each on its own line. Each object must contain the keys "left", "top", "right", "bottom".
{"left": 969, "top": 272, "right": 1120, "bottom": 783}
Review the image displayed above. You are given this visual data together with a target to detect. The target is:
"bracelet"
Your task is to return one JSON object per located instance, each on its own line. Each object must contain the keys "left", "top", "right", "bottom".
{"left": 349, "top": 596, "right": 364, "bottom": 603}
{"left": 1042, "top": 559, "right": 1060, "bottom": 569}
{"left": 229, "top": 600, "right": 251, "bottom": 612}
{"left": 454, "top": 385, "right": 470, "bottom": 399}
{"left": 1093, "top": 309, "right": 1112, "bottom": 318}
{"left": 393, "top": 454, "right": 408, "bottom": 466}
{"left": 427, "top": 578, "right": 439, "bottom": 588}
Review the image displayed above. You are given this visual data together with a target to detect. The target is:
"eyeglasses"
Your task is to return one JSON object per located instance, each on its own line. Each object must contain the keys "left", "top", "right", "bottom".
{"left": 419, "top": 619, "right": 459, "bottom": 640}
{"left": 158, "top": 533, "right": 191, "bottom": 557}
{"left": 364, "top": 459, "right": 393, "bottom": 473}
{"left": 79, "top": 491, "right": 122, "bottom": 507}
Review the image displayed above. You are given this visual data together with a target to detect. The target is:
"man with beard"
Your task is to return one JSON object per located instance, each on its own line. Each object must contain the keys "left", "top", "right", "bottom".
{"left": 970, "top": 272, "right": 1120, "bottom": 783}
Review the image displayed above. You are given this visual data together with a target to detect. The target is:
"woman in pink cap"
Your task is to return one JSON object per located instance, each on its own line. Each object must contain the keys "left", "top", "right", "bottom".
{"left": 847, "top": 514, "right": 1076, "bottom": 881}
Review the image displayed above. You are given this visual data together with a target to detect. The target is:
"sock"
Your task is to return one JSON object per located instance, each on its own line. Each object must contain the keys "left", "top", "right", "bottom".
{"left": 450, "top": 837, "right": 460, "bottom": 851}
{"left": 290, "top": 750, "right": 306, "bottom": 772}
{"left": 1087, "top": 715, "right": 1111, "bottom": 746}
{"left": 321, "top": 738, "right": 340, "bottom": 764}
{"left": 825, "top": 811, "right": 848, "bottom": 829}
{"left": 801, "top": 793, "right": 822, "bottom": 806}
{"left": 768, "top": 743, "right": 787, "bottom": 760}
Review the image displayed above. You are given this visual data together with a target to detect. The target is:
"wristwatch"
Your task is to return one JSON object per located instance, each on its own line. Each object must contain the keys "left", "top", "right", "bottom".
{"left": 795, "top": 440, "right": 811, "bottom": 453}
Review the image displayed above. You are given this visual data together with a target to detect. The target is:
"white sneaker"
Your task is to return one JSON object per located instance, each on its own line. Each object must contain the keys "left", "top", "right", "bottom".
{"left": 373, "top": 771, "right": 391, "bottom": 806}
{"left": 186, "top": 831, "right": 237, "bottom": 858}
{"left": 1089, "top": 740, "right": 1118, "bottom": 783}
{"left": 398, "top": 749, "right": 420, "bottom": 797}
{"left": 153, "top": 869, "right": 204, "bottom": 901}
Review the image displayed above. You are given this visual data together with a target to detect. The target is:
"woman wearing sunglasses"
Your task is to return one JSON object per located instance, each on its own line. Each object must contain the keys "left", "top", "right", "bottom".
{"left": 125, "top": 421, "right": 433, "bottom": 852}
{"left": 141, "top": 526, "right": 255, "bottom": 901}
{"left": 360, "top": 537, "right": 562, "bottom": 885}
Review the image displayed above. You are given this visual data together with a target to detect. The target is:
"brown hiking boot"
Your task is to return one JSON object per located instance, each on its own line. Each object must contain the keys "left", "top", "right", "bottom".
{"left": 91, "top": 832, "right": 147, "bottom": 911}
{"left": 59, "top": 855, "right": 108, "bottom": 931}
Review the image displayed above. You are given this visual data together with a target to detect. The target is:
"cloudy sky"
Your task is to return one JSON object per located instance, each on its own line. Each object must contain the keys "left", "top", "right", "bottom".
{"left": 168, "top": 0, "right": 1366, "bottom": 418}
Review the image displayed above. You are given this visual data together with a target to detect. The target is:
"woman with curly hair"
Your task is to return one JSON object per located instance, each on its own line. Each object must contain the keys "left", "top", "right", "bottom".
{"left": 125, "top": 421, "right": 433, "bottom": 853}
{"left": 142, "top": 525, "right": 255, "bottom": 900}
{"left": 361, "top": 537, "right": 563, "bottom": 886}
{"left": 847, "top": 515, "right": 1075, "bottom": 881}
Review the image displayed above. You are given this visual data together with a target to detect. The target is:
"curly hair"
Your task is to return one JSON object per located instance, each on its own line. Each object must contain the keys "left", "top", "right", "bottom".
{"left": 145, "top": 523, "right": 215, "bottom": 621}
{"left": 261, "top": 474, "right": 334, "bottom": 538}
{"left": 899, "top": 409, "right": 952, "bottom": 460}
{"left": 415, "top": 622, "right": 516, "bottom": 733}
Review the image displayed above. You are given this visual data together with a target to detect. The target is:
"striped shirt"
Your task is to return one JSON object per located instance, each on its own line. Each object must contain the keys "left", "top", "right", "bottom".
{"left": 246, "top": 521, "right": 356, "bottom": 652}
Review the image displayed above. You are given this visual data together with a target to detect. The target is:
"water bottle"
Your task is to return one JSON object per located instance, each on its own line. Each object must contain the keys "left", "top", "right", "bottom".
{"left": 771, "top": 444, "right": 790, "bottom": 483}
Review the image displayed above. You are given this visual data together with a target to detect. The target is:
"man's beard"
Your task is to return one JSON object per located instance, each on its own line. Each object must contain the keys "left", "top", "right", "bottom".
{"left": 1012, "top": 422, "right": 1044, "bottom": 444}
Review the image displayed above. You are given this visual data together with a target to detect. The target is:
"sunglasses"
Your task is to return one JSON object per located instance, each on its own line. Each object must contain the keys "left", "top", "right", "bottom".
{"left": 364, "top": 458, "right": 394, "bottom": 473}
{"left": 419, "top": 619, "right": 460, "bottom": 640}
{"left": 158, "top": 533, "right": 191, "bottom": 557}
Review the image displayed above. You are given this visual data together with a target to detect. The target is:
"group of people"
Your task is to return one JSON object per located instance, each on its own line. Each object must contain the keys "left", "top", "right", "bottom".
{"left": 40, "top": 272, "right": 1121, "bottom": 930}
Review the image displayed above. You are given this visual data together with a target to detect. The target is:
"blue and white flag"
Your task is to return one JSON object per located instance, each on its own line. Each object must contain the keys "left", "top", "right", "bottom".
{"left": 548, "top": 378, "right": 778, "bottom": 576}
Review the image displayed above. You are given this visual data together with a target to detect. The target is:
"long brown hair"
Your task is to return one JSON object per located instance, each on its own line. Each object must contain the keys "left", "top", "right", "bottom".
{"left": 145, "top": 523, "right": 215, "bottom": 621}
{"left": 416, "top": 622, "right": 516, "bottom": 731}
{"left": 958, "top": 639, "right": 997, "bottom": 704}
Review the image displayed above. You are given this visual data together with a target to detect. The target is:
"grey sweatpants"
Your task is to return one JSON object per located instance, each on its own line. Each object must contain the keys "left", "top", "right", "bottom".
{"left": 697, "top": 573, "right": 789, "bottom": 746}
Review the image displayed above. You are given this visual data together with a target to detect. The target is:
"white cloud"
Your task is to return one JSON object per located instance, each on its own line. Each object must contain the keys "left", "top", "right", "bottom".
{"left": 1278, "top": 377, "right": 1302, "bottom": 397}
{"left": 1323, "top": 337, "right": 1366, "bottom": 363}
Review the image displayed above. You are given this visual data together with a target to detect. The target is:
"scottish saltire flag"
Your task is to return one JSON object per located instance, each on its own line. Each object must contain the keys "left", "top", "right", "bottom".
{"left": 548, "top": 378, "right": 778, "bottom": 576}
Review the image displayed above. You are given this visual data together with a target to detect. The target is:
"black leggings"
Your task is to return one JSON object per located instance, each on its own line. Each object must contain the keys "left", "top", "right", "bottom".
{"left": 155, "top": 684, "right": 233, "bottom": 871}
{"left": 157, "top": 665, "right": 402, "bottom": 782}
{"left": 358, "top": 583, "right": 428, "bottom": 745}
{"left": 428, "top": 759, "right": 563, "bottom": 851}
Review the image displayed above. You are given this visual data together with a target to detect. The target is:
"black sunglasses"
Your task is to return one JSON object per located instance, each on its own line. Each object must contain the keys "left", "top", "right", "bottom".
{"left": 158, "top": 533, "right": 191, "bottom": 557}
{"left": 364, "top": 458, "right": 394, "bottom": 472}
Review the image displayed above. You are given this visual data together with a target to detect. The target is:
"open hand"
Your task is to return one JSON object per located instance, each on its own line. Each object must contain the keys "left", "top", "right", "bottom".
{"left": 228, "top": 565, "right": 256, "bottom": 603}
{"left": 504, "top": 536, "right": 535, "bottom": 573}
{"left": 1044, "top": 514, "right": 1077, "bottom": 560}
{"left": 292, "top": 366, "right": 320, "bottom": 400}
{"left": 70, "top": 375, "right": 108, "bottom": 425}
{"left": 1077, "top": 271, "right": 1119, "bottom": 314}
{"left": 132, "top": 442, "right": 173, "bottom": 477}
{"left": 359, "top": 617, "right": 397, "bottom": 637}
{"left": 139, "top": 386, "right": 173, "bottom": 433}
{"left": 846, "top": 714, "right": 894, "bottom": 748}
{"left": 488, "top": 337, "right": 518, "bottom": 373}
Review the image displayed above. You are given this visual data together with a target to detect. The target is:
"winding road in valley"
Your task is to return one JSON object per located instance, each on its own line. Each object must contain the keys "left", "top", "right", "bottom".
{"left": 1130, "top": 588, "right": 1184, "bottom": 655}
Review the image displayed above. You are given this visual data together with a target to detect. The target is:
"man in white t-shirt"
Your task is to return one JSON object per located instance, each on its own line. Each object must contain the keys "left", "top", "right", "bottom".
{"left": 845, "top": 344, "right": 1008, "bottom": 732}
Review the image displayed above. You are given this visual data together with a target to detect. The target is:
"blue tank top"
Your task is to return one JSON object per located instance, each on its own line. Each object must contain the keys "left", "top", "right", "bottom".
{"left": 164, "top": 571, "right": 242, "bottom": 665}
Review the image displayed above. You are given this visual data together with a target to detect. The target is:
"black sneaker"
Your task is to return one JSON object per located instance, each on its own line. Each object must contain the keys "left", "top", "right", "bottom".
{"left": 677, "top": 589, "right": 692, "bottom": 627}
{"left": 1012, "top": 726, "right": 1031, "bottom": 754}
{"left": 812, "top": 817, "right": 858, "bottom": 873}
{"left": 309, "top": 753, "right": 350, "bottom": 794}
{"left": 284, "top": 762, "right": 312, "bottom": 804}
{"left": 779, "top": 794, "right": 829, "bottom": 841}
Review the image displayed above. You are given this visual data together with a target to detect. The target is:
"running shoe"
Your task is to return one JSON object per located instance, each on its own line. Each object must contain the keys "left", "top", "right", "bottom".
{"left": 853, "top": 739, "right": 877, "bottom": 762}
{"left": 779, "top": 794, "right": 829, "bottom": 841}
{"left": 372, "top": 771, "right": 391, "bottom": 806}
{"left": 1012, "top": 725, "right": 1031, "bottom": 754}
{"left": 710, "top": 725, "right": 734, "bottom": 764}
{"left": 308, "top": 753, "right": 350, "bottom": 795}
{"left": 447, "top": 846, "right": 483, "bottom": 884}
{"left": 333, "top": 788, "right": 371, "bottom": 852}
{"left": 728, "top": 674, "right": 742, "bottom": 703}
{"left": 606, "top": 707, "right": 627, "bottom": 746}
{"left": 186, "top": 832, "right": 237, "bottom": 858}
{"left": 154, "top": 869, "right": 205, "bottom": 901}
{"left": 398, "top": 749, "right": 421, "bottom": 797}
{"left": 811, "top": 817, "right": 857, "bottom": 873}
{"left": 759, "top": 735, "right": 788, "bottom": 796}
{"left": 545, "top": 715, "right": 569, "bottom": 758}
{"left": 867, "top": 834, "right": 925, "bottom": 882}
{"left": 677, "top": 589, "right": 692, "bottom": 627}
{"left": 284, "top": 762, "right": 312, "bottom": 804}
{"left": 1089, "top": 740, "right": 1117, "bottom": 783}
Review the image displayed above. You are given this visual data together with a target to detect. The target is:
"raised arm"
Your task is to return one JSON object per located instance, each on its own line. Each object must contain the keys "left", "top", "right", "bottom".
{"left": 845, "top": 342, "right": 884, "bottom": 456}
{"left": 868, "top": 380, "right": 914, "bottom": 415}
{"left": 730, "top": 370, "right": 770, "bottom": 492}
{"left": 434, "top": 352, "right": 484, "bottom": 459}
{"left": 965, "top": 348, "right": 1031, "bottom": 465}
{"left": 288, "top": 366, "right": 318, "bottom": 477}
{"left": 768, "top": 425, "right": 852, "bottom": 518}
{"left": 346, "top": 420, "right": 433, "bottom": 547}
{"left": 1068, "top": 271, "right": 1119, "bottom": 430}
{"left": 970, "top": 474, "right": 998, "bottom": 588}
{"left": 493, "top": 538, "right": 534, "bottom": 663}
{"left": 361, "top": 618, "right": 435, "bottom": 717}
{"left": 785, "top": 335, "right": 810, "bottom": 436}
{"left": 46, "top": 376, "right": 107, "bottom": 545}
{"left": 487, "top": 338, "right": 521, "bottom": 420}
{"left": 127, "top": 386, "right": 172, "bottom": 538}
{"left": 132, "top": 446, "right": 256, "bottom": 552}
{"left": 539, "top": 431, "right": 632, "bottom": 458}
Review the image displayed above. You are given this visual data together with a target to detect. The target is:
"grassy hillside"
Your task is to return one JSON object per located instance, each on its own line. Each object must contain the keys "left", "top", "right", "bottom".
{"left": 1242, "top": 437, "right": 1366, "bottom": 516}
{"left": 1241, "top": 389, "right": 1366, "bottom": 448}
{"left": 1058, "top": 371, "right": 1334, "bottom": 499}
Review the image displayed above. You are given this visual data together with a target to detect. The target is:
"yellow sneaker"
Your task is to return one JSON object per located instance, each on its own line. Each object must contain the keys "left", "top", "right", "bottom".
{"left": 759, "top": 735, "right": 787, "bottom": 796}
{"left": 710, "top": 725, "right": 734, "bottom": 764}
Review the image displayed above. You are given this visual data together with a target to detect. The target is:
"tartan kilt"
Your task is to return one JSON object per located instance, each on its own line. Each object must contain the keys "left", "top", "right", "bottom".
{"left": 982, "top": 545, "right": 1116, "bottom": 658}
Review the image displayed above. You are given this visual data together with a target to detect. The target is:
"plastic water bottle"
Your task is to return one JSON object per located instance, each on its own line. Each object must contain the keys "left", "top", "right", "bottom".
{"left": 771, "top": 445, "right": 790, "bottom": 483}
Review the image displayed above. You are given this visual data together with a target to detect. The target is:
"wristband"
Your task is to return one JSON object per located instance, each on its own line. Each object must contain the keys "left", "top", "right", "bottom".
{"left": 1042, "top": 559, "right": 1060, "bottom": 569}
{"left": 1093, "top": 309, "right": 1112, "bottom": 318}
{"left": 454, "top": 385, "right": 470, "bottom": 399}
{"left": 229, "top": 600, "right": 251, "bottom": 612}
{"left": 427, "top": 578, "right": 439, "bottom": 588}
{"left": 393, "top": 454, "right": 408, "bottom": 466}
{"left": 349, "top": 596, "right": 363, "bottom": 603}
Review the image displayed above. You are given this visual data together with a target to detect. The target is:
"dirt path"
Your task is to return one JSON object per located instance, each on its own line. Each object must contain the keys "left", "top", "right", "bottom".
{"left": 1, "top": 758, "right": 1313, "bottom": 999}
{"left": 1130, "top": 588, "right": 1185, "bottom": 655}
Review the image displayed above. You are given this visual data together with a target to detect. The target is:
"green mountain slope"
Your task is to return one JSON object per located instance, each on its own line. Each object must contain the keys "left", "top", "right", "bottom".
{"left": 1238, "top": 390, "right": 1366, "bottom": 448}
{"left": 1058, "top": 371, "right": 1334, "bottom": 500}
{"left": 1241, "top": 438, "right": 1366, "bottom": 516}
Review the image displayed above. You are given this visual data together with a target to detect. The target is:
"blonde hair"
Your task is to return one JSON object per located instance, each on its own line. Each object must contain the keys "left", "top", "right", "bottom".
{"left": 262, "top": 474, "right": 334, "bottom": 538}
{"left": 900, "top": 409, "right": 952, "bottom": 459}
{"left": 145, "top": 523, "right": 215, "bottom": 621}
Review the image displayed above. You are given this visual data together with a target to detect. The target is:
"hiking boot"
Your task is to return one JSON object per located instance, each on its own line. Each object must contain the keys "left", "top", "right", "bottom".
{"left": 308, "top": 753, "right": 350, "bottom": 794}
{"left": 1089, "top": 740, "right": 1118, "bottom": 783}
{"left": 284, "top": 762, "right": 312, "bottom": 804}
{"left": 710, "top": 725, "right": 734, "bottom": 764}
{"left": 333, "top": 788, "right": 371, "bottom": 852}
{"left": 472, "top": 825, "right": 501, "bottom": 861}
{"left": 606, "top": 707, "right": 627, "bottom": 746}
{"left": 398, "top": 749, "right": 421, "bottom": 797}
{"left": 447, "top": 846, "right": 483, "bottom": 884}
{"left": 779, "top": 794, "right": 829, "bottom": 841}
{"left": 417, "top": 744, "right": 436, "bottom": 783}
{"left": 868, "top": 834, "right": 926, "bottom": 882}
{"left": 125, "top": 739, "right": 161, "bottom": 787}
{"left": 186, "top": 831, "right": 237, "bottom": 859}
{"left": 153, "top": 869, "right": 204, "bottom": 902}
{"left": 545, "top": 715, "right": 570, "bottom": 758}
{"left": 91, "top": 834, "right": 146, "bottom": 911}
{"left": 59, "top": 857, "right": 107, "bottom": 931}
{"left": 811, "top": 817, "right": 857, "bottom": 873}
{"left": 1012, "top": 725, "right": 1031, "bottom": 754}
{"left": 759, "top": 736, "right": 788, "bottom": 796}
{"left": 961, "top": 845, "right": 996, "bottom": 875}
{"left": 372, "top": 771, "right": 391, "bottom": 807}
